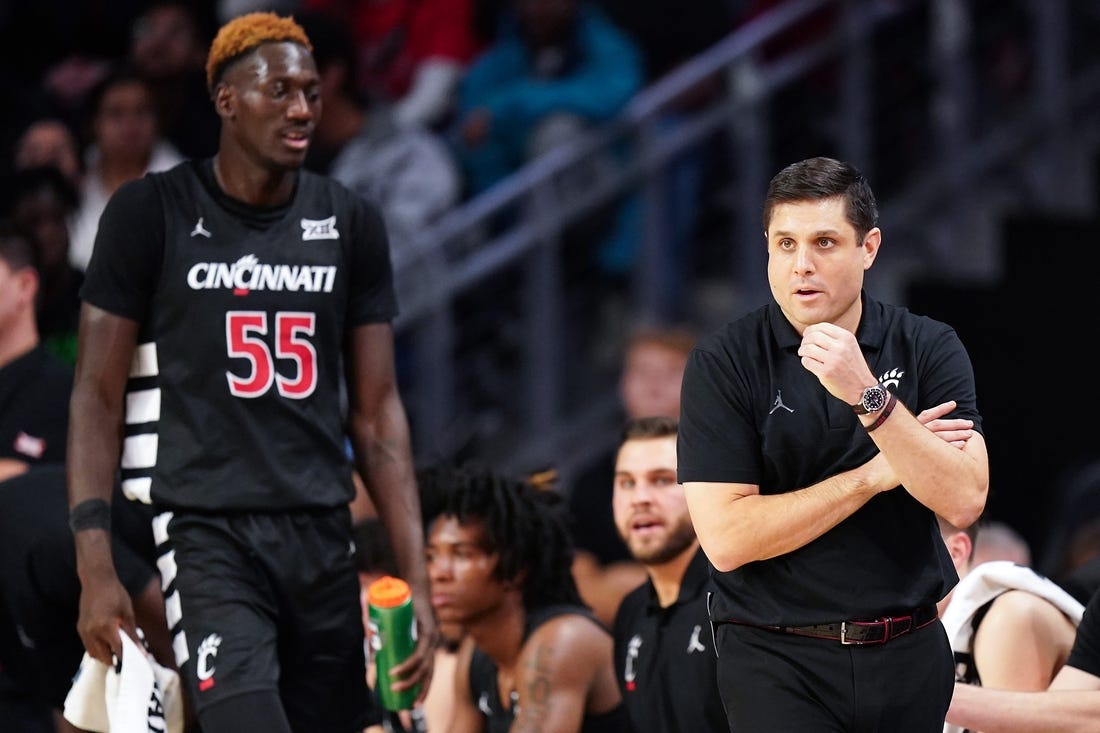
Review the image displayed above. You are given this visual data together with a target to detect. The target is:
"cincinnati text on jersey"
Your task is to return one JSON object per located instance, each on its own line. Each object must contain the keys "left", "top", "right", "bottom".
{"left": 187, "top": 254, "right": 337, "bottom": 293}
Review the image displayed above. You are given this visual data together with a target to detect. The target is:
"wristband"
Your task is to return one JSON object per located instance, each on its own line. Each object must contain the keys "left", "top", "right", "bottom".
{"left": 69, "top": 498, "right": 111, "bottom": 533}
{"left": 864, "top": 391, "right": 897, "bottom": 432}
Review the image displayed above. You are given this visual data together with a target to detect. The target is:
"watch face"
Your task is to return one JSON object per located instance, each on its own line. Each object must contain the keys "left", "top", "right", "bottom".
{"left": 863, "top": 386, "right": 888, "bottom": 413}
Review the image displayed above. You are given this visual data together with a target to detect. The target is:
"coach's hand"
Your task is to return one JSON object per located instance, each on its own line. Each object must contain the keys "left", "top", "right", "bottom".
{"left": 917, "top": 400, "right": 975, "bottom": 450}
{"left": 797, "top": 322, "right": 878, "bottom": 406}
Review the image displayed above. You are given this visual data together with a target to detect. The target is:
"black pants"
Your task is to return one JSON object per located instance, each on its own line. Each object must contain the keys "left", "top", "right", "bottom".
{"left": 714, "top": 619, "right": 953, "bottom": 732}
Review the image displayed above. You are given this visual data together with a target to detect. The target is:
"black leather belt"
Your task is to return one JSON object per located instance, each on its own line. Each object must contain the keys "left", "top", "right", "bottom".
{"left": 729, "top": 605, "right": 940, "bottom": 646}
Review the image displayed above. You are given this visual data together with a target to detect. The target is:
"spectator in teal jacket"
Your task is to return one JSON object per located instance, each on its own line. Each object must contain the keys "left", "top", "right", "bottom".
{"left": 453, "top": 0, "right": 644, "bottom": 287}
{"left": 455, "top": 0, "right": 642, "bottom": 195}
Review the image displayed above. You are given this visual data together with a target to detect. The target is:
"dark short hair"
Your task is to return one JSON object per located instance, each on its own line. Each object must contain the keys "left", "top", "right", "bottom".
{"left": 624, "top": 324, "right": 697, "bottom": 359}
{"left": 85, "top": 65, "right": 151, "bottom": 120}
{"left": 937, "top": 513, "right": 981, "bottom": 562}
{"left": 9, "top": 165, "right": 80, "bottom": 212}
{"left": 351, "top": 517, "right": 399, "bottom": 577}
{"left": 762, "top": 156, "right": 879, "bottom": 243}
{"left": 295, "top": 10, "right": 361, "bottom": 99}
{"left": 620, "top": 415, "right": 678, "bottom": 445}
{"left": 0, "top": 220, "right": 37, "bottom": 272}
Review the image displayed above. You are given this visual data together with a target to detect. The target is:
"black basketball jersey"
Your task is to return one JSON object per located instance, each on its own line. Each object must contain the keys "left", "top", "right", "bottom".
{"left": 467, "top": 604, "right": 629, "bottom": 733}
{"left": 81, "top": 159, "right": 397, "bottom": 511}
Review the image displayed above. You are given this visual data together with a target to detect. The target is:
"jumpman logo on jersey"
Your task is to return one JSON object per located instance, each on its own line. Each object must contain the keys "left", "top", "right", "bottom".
{"left": 191, "top": 217, "right": 211, "bottom": 238}
{"left": 686, "top": 625, "right": 707, "bottom": 654}
{"left": 769, "top": 389, "right": 794, "bottom": 414}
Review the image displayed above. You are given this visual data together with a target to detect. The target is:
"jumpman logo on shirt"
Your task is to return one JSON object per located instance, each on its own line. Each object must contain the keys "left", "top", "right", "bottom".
{"left": 191, "top": 217, "right": 212, "bottom": 238}
{"left": 687, "top": 625, "right": 707, "bottom": 654}
{"left": 769, "top": 389, "right": 794, "bottom": 414}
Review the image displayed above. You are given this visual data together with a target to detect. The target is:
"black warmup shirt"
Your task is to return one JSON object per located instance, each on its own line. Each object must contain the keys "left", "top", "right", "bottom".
{"left": 1067, "top": 588, "right": 1100, "bottom": 678}
{"left": 0, "top": 465, "right": 157, "bottom": 706}
{"left": 612, "top": 548, "right": 726, "bottom": 732}
{"left": 678, "top": 295, "right": 981, "bottom": 626}
{"left": 81, "top": 159, "right": 397, "bottom": 511}
{"left": 0, "top": 345, "right": 72, "bottom": 465}
{"left": 468, "top": 604, "right": 629, "bottom": 733}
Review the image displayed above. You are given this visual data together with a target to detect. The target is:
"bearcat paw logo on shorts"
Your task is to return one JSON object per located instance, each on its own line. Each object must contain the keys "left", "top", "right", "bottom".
{"left": 196, "top": 633, "right": 222, "bottom": 691}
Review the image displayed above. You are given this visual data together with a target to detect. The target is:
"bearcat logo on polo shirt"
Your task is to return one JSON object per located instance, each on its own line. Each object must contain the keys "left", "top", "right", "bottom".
{"left": 301, "top": 215, "right": 339, "bottom": 240}
{"left": 187, "top": 254, "right": 336, "bottom": 294}
{"left": 878, "top": 367, "right": 905, "bottom": 389}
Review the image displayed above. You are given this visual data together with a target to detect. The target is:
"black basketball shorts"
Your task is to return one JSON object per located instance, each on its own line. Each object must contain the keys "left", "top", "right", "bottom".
{"left": 155, "top": 506, "right": 377, "bottom": 731}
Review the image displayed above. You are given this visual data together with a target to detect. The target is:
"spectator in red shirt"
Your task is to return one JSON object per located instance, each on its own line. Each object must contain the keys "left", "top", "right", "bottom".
{"left": 302, "top": 0, "right": 483, "bottom": 130}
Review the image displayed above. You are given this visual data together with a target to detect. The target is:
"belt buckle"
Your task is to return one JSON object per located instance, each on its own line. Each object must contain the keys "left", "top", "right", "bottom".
{"left": 841, "top": 619, "right": 890, "bottom": 646}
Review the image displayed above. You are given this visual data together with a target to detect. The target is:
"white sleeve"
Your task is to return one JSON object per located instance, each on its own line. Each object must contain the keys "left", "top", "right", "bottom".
{"left": 393, "top": 60, "right": 464, "bottom": 128}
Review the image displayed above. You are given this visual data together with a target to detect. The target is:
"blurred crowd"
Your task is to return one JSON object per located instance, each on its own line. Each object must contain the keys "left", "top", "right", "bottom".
{"left": 4, "top": 1, "right": 1100, "bottom": 732}
{"left": 0, "top": 0, "right": 748, "bottom": 441}
{"left": 0, "top": 0, "right": 746, "bottom": 293}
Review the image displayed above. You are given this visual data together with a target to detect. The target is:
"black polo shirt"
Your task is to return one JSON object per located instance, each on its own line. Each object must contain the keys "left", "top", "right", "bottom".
{"left": 612, "top": 548, "right": 727, "bottom": 732}
{"left": 0, "top": 345, "right": 72, "bottom": 465}
{"left": 678, "top": 294, "right": 981, "bottom": 626}
{"left": 0, "top": 465, "right": 157, "bottom": 707}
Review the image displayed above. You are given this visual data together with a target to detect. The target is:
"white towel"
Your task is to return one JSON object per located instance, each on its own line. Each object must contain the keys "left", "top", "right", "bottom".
{"left": 942, "top": 561, "right": 1085, "bottom": 655}
{"left": 63, "top": 628, "right": 184, "bottom": 733}
{"left": 941, "top": 561, "right": 1085, "bottom": 733}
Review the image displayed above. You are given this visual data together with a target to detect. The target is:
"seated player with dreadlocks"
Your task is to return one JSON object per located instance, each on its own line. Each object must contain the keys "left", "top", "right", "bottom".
{"left": 420, "top": 463, "right": 628, "bottom": 733}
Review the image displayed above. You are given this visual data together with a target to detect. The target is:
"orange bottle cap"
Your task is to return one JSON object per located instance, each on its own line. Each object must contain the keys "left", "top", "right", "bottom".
{"left": 367, "top": 575, "right": 411, "bottom": 608}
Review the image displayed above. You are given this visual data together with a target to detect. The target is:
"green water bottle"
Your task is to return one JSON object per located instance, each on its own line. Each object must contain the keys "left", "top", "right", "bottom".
{"left": 367, "top": 575, "right": 420, "bottom": 711}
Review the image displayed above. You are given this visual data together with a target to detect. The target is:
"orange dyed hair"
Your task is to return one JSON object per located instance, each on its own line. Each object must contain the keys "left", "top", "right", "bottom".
{"left": 205, "top": 12, "right": 313, "bottom": 91}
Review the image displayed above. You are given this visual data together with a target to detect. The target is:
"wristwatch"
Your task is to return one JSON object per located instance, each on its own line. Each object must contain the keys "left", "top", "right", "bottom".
{"left": 852, "top": 383, "right": 889, "bottom": 415}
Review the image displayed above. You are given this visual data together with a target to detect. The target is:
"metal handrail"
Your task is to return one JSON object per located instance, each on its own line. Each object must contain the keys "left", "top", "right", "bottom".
{"left": 389, "top": 0, "right": 854, "bottom": 304}
{"left": 389, "top": 0, "right": 1098, "bottom": 477}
